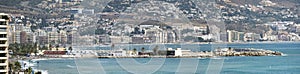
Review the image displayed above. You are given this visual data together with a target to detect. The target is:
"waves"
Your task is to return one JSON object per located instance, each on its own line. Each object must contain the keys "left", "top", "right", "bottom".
{"left": 18, "top": 60, "right": 49, "bottom": 74}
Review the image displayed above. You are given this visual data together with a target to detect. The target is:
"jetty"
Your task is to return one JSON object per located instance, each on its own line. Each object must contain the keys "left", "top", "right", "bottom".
{"left": 214, "top": 48, "right": 282, "bottom": 56}
{"left": 95, "top": 47, "right": 283, "bottom": 58}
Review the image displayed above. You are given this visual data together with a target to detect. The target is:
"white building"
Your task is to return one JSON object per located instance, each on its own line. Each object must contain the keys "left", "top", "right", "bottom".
{"left": 174, "top": 48, "right": 182, "bottom": 56}
{"left": 167, "top": 48, "right": 184, "bottom": 56}
{"left": 0, "top": 13, "right": 9, "bottom": 74}
{"left": 112, "top": 50, "right": 126, "bottom": 56}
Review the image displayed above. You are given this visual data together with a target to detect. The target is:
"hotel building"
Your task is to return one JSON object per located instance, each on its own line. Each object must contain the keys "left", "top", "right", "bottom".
{"left": 0, "top": 13, "right": 9, "bottom": 74}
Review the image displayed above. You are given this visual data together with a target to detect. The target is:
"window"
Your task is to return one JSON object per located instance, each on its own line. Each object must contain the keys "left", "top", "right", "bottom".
{"left": 0, "top": 66, "right": 5, "bottom": 69}
{"left": 0, "top": 28, "right": 6, "bottom": 32}
{"left": 0, "top": 15, "right": 9, "bottom": 20}
{"left": 0, "top": 60, "right": 6, "bottom": 63}
{"left": 0, "top": 41, "right": 6, "bottom": 44}
{"left": 0, "top": 53, "right": 6, "bottom": 57}
{"left": 0, "top": 47, "right": 5, "bottom": 51}
{"left": 0, "top": 21, "right": 6, "bottom": 25}
{"left": 0, "top": 34, "right": 6, "bottom": 38}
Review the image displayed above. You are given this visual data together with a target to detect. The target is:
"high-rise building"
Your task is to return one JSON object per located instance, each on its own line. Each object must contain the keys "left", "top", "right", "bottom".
{"left": 0, "top": 13, "right": 10, "bottom": 74}
{"left": 227, "top": 30, "right": 245, "bottom": 42}
{"left": 227, "top": 30, "right": 233, "bottom": 42}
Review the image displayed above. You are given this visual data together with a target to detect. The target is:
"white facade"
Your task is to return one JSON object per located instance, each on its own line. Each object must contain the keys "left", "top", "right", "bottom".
{"left": 113, "top": 50, "right": 126, "bottom": 56}
{"left": 0, "top": 13, "right": 9, "bottom": 74}
{"left": 175, "top": 48, "right": 182, "bottom": 56}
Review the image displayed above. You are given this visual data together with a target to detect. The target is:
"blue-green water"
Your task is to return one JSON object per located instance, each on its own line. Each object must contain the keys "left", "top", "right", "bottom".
{"left": 33, "top": 42, "right": 300, "bottom": 74}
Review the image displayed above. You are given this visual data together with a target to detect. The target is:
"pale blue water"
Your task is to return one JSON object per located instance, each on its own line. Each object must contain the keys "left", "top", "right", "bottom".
{"left": 33, "top": 42, "right": 300, "bottom": 74}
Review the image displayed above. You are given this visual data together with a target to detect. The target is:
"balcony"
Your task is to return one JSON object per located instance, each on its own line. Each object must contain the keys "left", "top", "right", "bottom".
{"left": 0, "top": 69, "right": 7, "bottom": 73}
{"left": 0, "top": 21, "right": 6, "bottom": 25}
{"left": 0, "top": 59, "right": 7, "bottom": 66}
{"left": 0, "top": 63, "right": 7, "bottom": 66}
{"left": 0, "top": 50, "right": 7, "bottom": 54}
{"left": 0, "top": 41, "right": 7, "bottom": 45}
{"left": 0, "top": 28, "right": 6, "bottom": 32}
{"left": 0, "top": 25, "right": 6, "bottom": 28}
{"left": 0, "top": 47, "right": 6, "bottom": 53}
{"left": 0, "top": 38, "right": 7, "bottom": 41}
{"left": 0, "top": 44, "right": 7, "bottom": 47}
{"left": 0, "top": 57, "right": 7, "bottom": 60}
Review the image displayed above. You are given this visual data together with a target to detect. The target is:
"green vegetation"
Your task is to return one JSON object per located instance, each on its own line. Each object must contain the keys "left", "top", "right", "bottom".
{"left": 68, "top": 46, "right": 73, "bottom": 52}
{"left": 25, "top": 67, "right": 33, "bottom": 74}
{"left": 9, "top": 43, "right": 46, "bottom": 56}
{"left": 132, "top": 48, "right": 137, "bottom": 55}
{"left": 141, "top": 47, "right": 145, "bottom": 53}
{"left": 9, "top": 61, "right": 22, "bottom": 74}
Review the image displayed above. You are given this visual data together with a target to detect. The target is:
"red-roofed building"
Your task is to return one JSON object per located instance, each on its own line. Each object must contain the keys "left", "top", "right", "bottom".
{"left": 43, "top": 51, "right": 67, "bottom": 55}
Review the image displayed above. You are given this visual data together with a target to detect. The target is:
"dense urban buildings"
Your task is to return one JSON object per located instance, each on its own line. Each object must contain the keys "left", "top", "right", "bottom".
{"left": 1, "top": 0, "right": 300, "bottom": 48}
{"left": 0, "top": 0, "right": 300, "bottom": 47}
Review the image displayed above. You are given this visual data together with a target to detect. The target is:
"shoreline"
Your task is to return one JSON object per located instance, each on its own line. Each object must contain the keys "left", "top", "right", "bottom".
{"left": 87, "top": 41, "right": 300, "bottom": 46}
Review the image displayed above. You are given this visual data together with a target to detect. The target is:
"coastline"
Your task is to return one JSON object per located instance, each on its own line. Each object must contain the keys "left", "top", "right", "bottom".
{"left": 88, "top": 41, "right": 300, "bottom": 46}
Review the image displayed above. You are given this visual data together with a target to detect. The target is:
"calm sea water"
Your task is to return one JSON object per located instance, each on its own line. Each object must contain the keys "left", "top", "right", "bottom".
{"left": 32, "top": 42, "right": 300, "bottom": 74}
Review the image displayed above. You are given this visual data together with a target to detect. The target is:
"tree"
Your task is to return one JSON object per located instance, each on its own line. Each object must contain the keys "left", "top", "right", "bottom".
{"left": 25, "top": 67, "right": 32, "bottom": 74}
{"left": 41, "top": 46, "right": 48, "bottom": 50}
{"left": 48, "top": 44, "right": 52, "bottom": 50}
{"left": 68, "top": 46, "right": 73, "bottom": 52}
{"left": 34, "top": 49, "right": 38, "bottom": 56}
{"left": 56, "top": 45, "right": 59, "bottom": 51}
{"left": 34, "top": 43, "right": 38, "bottom": 50}
{"left": 9, "top": 63, "right": 13, "bottom": 74}
{"left": 133, "top": 48, "right": 137, "bottom": 55}
{"left": 14, "top": 61, "right": 21, "bottom": 74}
{"left": 141, "top": 47, "right": 145, "bottom": 53}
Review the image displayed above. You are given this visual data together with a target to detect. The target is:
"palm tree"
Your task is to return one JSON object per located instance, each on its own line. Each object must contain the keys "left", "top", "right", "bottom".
{"left": 9, "top": 63, "right": 13, "bottom": 74}
{"left": 133, "top": 48, "right": 137, "bottom": 55}
{"left": 48, "top": 44, "right": 52, "bottom": 50}
{"left": 56, "top": 45, "right": 59, "bottom": 51}
{"left": 141, "top": 47, "right": 145, "bottom": 53}
{"left": 8, "top": 44, "right": 17, "bottom": 55}
{"left": 25, "top": 67, "right": 32, "bottom": 74}
{"left": 41, "top": 46, "right": 47, "bottom": 50}
{"left": 68, "top": 46, "right": 73, "bottom": 51}
{"left": 34, "top": 49, "right": 38, "bottom": 56}
{"left": 14, "top": 61, "right": 21, "bottom": 74}
{"left": 68, "top": 46, "right": 73, "bottom": 54}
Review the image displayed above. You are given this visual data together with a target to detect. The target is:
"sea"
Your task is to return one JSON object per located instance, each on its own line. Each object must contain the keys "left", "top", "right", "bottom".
{"left": 25, "top": 42, "right": 300, "bottom": 74}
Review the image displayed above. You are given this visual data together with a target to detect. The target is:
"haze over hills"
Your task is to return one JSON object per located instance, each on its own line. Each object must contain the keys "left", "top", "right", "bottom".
{"left": 2, "top": 0, "right": 300, "bottom": 24}
{"left": 1, "top": 0, "right": 300, "bottom": 45}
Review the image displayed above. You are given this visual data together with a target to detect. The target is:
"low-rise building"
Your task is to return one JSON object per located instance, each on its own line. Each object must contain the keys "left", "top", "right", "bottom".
{"left": 166, "top": 48, "right": 190, "bottom": 57}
